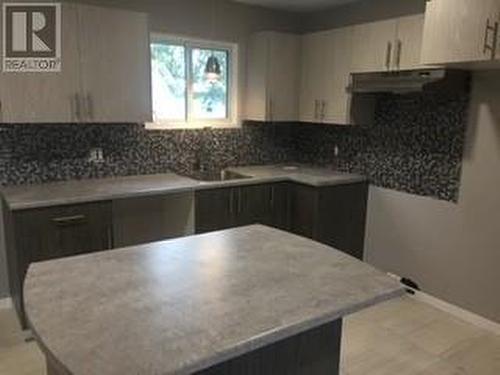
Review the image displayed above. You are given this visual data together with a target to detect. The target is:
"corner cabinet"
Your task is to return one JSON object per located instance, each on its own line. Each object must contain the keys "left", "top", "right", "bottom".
{"left": 245, "top": 32, "right": 300, "bottom": 122}
{"left": 0, "top": 4, "right": 152, "bottom": 123}
{"left": 290, "top": 182, "right": 369, "bottom": 260}
{"left": 421, "top": 0, "right": 500, "bottom": 66}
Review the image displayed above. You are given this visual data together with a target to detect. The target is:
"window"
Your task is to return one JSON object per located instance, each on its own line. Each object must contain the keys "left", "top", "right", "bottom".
{"left": 150, "top": 34, "right": 238, "bottom": 128}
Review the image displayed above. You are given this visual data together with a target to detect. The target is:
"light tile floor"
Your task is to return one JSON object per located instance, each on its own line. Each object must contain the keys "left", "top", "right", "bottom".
{"left": 1, "top": 295, "right": 499, "bottom": 375}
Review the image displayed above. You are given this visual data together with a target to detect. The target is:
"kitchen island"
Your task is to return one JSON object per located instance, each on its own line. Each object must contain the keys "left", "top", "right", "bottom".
{"left": 24, "top": 225, "right": 403, "bottom": 375}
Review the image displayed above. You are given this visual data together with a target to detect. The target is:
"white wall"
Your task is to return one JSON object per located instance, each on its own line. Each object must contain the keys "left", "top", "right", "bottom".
{"left": 365, "top": 72, "right": 500, "bottom": 323}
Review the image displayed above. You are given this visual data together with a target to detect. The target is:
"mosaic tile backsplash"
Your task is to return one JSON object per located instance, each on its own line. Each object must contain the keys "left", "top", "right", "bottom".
{"left": 0, "top": 92, "right": 469, "bottom": 202}
{"left": 295, "top": 93, "right": 469, "bottom": 202}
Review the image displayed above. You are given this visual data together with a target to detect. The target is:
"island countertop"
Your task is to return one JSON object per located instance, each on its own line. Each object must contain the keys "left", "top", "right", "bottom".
{"left": 25, "top": 225, "right": 403, "bottom": 375}
{"left": 1, "top": 165, "right": 367, "bottom": 211}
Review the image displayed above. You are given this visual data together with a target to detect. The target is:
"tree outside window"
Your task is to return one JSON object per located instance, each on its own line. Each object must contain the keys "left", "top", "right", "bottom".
{"left": 151, "top": 37, "right": 233, "bottom": 125}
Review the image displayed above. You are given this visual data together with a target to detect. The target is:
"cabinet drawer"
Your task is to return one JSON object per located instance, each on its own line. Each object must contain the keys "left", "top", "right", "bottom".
{"left": 14, "top": 201, "right": 113, "bottom": 263}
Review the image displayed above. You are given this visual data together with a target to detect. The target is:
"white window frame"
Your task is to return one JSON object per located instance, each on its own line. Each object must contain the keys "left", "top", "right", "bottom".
{"left": 147, "top": 33, "right": 239, "bottom": 130}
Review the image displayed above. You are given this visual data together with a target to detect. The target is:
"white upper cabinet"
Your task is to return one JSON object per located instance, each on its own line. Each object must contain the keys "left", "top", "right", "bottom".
{"left": 323, "top": 27, "right": 355, "bottom": 125}
{"left": 300, "top": 26, "right": 373, "bottom": 126}
{"left": 421, "top": 0, "right": 500, "bottom": 65}
{"left": 351, "top": 19, "right": 398, "bottom": 73}
{"left": 351, "top": 15, "right": 425, "bottom": 73}
{"left": 0, "top": 3, "right": 81, "bottom": 123}
{"left": 0, "top": 3, "right": 151, "bottom": 124}
{"left": 78, "top": 5, "right": 151, "bottom": 123}
{"left": 396, "top": 14, "right": 426, "bottom": 70}
{"left": 245, "top": 32, "right": 300, "bottom": 122}
{"left": 299, "top": 31, "right": 329, "bottom": 123}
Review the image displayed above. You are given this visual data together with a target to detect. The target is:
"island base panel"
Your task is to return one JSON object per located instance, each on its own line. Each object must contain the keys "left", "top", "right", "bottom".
{"left": 45, "top": 320, "right": 342, "bottom": 375}
{"left": 197, "top": 319, "right": 342, "bottom": 375}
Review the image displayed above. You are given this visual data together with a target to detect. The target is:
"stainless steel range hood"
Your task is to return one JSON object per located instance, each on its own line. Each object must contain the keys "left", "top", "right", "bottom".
{"left": 347, "top": 69, "right": 469, "bottom": 94}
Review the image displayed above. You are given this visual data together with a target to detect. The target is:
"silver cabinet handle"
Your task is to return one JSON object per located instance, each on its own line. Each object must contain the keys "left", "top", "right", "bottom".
{"left": 484, "top": 18, "right": 499, "bottom": 59}
{"left": 74, "top": 93, "right": 82, "bottom": 122}
{"left": 314, "top": 99, "right": 319, "bottom": 120}
{"left": 270, "top": 186, "right": 275, "bottom": 209}
{"left": 107, "top": 225, "right": 113, "bottom": 249}
{"left": 0, "top": 100, "right": 3, "bottom": 123}
{"left": 321, "top": 100, "right": 326, "bottom": 121}
{"left": 268, "top": 98, "right": 273, "bottom": 122}
{"left": 385, "top": 41, "right": 393, "bottom": 71}
{"left": 265, "top": 97, "right": 270, "bottom": 121}
{"left": 493, "top": 21, "right": 499, "bottom": 59}
{"left": 395, "top": 39, "right": 402, "bottom": 70}
{"left": 229, "top": 189, "right": 234, "bottom": 215}
{"left": 86, "top": 93, "right": 94, "bottom": 121}
{"left": 237, "top": 188, "right": 243, "bottom": 214}
{"left": 52, "top": 214, "right": 87, "bottom": 226}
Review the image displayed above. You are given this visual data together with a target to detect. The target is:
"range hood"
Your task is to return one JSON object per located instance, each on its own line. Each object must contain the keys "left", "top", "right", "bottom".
{"left": 348, "top": 69, "right": 469, "bottom": 94}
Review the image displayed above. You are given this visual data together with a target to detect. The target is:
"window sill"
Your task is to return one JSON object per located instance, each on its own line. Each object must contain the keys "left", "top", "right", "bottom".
{"left": 145, "top": 120, "right": 241, "bottom": 130}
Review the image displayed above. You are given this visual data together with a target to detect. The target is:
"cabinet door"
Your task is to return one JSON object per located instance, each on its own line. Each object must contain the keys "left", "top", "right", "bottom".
{"left": 299, "top": 32, "right": 328, "bottom": 123}
{"left": 351, "top": 19, "right": 398, "bottom": 73}
{"left": 78, "top": 5, "right": 152, "bottom": 123}
{"left": 245, "top": 33, "right": 269, "bottom": 121}
{"left": 236, "top": 183, "right": 290, "bottom": 229}
{"left": 113, "top": 194, "right": 194, "bottom": 248}
{"left": 323, "top": 27, "right": 354, "bottom": 125}
{"left": 290, "top": 184, "right": 319, "bottom": 239}
{"left": 395, "top": 14, "right": 425, "bottom": 70}
{"left": 0, "top": 3, "right": 81, "bottom": 123}
{"left": 497, "top": 20, "right": 500, "bottom": 60}
{"left": 270, "top": 183, "right": 291, "bottom": 231}
{"left": 421, "top": 0, "right": 500, "bottom": 64}
{"left": 268, "top": 33, "right": 300, "bottom": 122}
{"left": 317, "top": 183, "right": 368, "bottom": 260}
{"left": 237, "top": 184, "right": 274, "bottom": 227}
{"left": 195, "top": 188, "right": 236, "bottom": 234}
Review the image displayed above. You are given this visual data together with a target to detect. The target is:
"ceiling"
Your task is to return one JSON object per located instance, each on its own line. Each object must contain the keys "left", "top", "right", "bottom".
{"left": 233, "top": 0, "right": 363, "bottom": 12}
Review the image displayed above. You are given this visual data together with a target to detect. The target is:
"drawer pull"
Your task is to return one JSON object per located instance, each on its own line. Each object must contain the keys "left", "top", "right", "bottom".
{"left": 385, "top": 41, "right": 393, "bottom": 70}
{"left": 52, "top": 215, "right": 87, "bottom": 226}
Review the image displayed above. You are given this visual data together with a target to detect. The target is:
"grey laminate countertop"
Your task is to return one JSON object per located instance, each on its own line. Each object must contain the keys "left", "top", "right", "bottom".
{"left": 1, "top": 165, "right": 367, "bottom": 211}
{"left": 25, "top": 225, "right": 403, "bottom": 375}
{"left": 227, "top": 165, "right": 366, "bottom": 187}
{"left": 1, "top": 173, "right": 201, "bottom": 211}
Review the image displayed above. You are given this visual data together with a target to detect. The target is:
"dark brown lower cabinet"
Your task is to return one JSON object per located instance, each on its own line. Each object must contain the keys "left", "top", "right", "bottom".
{"left": 5, "top": 180, "right": 368, "bottom": 329}
{"left": 291, "top": 182, "right": 369, "bottom": 260}
{"left": 195, "top": 187, "right": 237, "bottom": 234}
{"left": 4, "top": 201, "right": 113, "bottom": 329}
{"left": 195, "top": 183, "right": 291, "bottom": 234}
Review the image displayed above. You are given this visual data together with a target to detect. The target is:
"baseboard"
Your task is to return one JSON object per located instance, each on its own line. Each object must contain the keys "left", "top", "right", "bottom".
{"left": 0, "top": 297, "right": 12, "bottom": 310}
{"left": 387, "top": 273, "right": 500, "bottom": 336}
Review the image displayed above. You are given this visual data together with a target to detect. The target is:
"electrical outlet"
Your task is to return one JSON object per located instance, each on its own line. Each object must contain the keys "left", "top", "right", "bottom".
{"left": 88, "top": 148, "right": 104, "bottom": 164}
